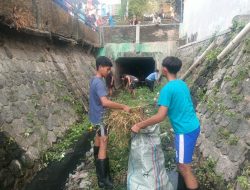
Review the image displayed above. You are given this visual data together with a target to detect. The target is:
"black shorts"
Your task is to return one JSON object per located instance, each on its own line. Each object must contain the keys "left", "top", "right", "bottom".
{"left": 129, "top": 81, "right": 137, "bottom": 89}
{"left": 95, "top": 123, "right": 109, "bottom": 136}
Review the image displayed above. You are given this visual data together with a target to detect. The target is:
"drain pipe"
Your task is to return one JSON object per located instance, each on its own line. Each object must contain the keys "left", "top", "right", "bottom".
{"left": 217, "top": 22, "right": 250, "bottom": 61}
{"left": 181, "top": 41, "right": 216, "bottom": 80}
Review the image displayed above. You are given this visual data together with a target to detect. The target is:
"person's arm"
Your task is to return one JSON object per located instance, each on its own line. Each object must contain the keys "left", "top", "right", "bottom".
{"left": 100, "top": 96, "right": 130, "bottom": 112}
{"left": 125, "top": 76, "right": 129, "bottom": 89}
{"left": 131, "top": 106, "right": 168, "bottom": 133}
{"left": 158, "top": 17, "right": 161, "bottom": 23}
{"left": 111, "top": 76, "right": 114, "bottom": 85}
{"left": 127, "top": 76, "right": 131, "bottom": 86}
{"left": 95, "top": 78, "right": 129, "bottom": 111}
{"left": 152, "top": 17, "right": 156, "bottom": 23}
{"left": 155, "top": 73, "right": 159, "bottom": 84}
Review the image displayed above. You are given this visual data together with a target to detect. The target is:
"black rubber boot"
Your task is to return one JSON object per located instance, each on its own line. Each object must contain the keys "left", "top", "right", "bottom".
{"left": 177, "top": 172, "right": 187, "bottom": 190}
{"left": 94, "top": 146, "right": 105, "bottom": 188}
{"left": 96, "top": 158, "right": 113, "bottom": 189}
{"left": 94, "top": 146, "right": 99, "bottom": 163}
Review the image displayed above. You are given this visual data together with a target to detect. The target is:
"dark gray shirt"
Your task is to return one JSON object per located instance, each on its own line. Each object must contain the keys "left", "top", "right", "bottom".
{"left": 88, "top": 77, "right": 108, "bottom": 124}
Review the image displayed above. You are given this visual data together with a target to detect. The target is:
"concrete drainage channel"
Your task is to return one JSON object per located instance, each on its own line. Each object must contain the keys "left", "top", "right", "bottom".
{"left": 22, "top": 129, "right": 179, "bottom": 190}
{"left": 24, "top": 132, "right": 94, "bottom": 190}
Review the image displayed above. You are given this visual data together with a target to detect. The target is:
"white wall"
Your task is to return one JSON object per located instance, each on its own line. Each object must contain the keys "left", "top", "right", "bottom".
{"left": 181, "top": 0, "right": 250, "bottom": 40}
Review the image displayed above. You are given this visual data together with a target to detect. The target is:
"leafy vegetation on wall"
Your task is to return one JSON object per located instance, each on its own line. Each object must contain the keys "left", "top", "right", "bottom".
{"left": 128, "top": 0, "right": 158, "bottom": 18}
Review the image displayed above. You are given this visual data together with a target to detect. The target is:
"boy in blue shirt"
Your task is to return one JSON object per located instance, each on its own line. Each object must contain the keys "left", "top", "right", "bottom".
{"left": 132, "top": 56, "right": 200, "bottom": 190}
{"left": 145, "top": 69, "right": 159, "bottom": 92}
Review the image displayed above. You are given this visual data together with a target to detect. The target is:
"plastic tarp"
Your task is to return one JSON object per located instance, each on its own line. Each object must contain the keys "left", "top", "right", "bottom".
{"left": 127, "top": 124, "right": 174, "bottom": 190}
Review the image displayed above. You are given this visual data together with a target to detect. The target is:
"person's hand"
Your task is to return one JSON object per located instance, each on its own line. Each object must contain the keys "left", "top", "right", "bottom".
{"left": 123, "top": 105, "right": 131, "bottom": 112}
{"left": 131, "top": 124, "right": 141, "bottom": 133}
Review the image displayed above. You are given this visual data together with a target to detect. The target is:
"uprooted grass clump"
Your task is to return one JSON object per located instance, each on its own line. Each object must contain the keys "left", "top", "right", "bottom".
{"left": 98, "top": 107, "right": 147, "bottom": 189}
{"left": 104, "top": 107, "right": 145, "bottom": 148}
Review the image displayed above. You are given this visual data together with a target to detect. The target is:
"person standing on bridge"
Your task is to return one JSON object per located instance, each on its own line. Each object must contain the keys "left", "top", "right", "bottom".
{"left": 89, "top": 56, "right": 130, "bottom": 189}
{"left": 107, "top": 12, "right": 115, "bottom": 27}
{"left": 131, "top": 57, "right": 200, "bottom": 190}
{"left": 130, "top": 15, "right": 139, "bottom": 25}
{"left": 145, "top": 69, "right": 159, "bottom": 92}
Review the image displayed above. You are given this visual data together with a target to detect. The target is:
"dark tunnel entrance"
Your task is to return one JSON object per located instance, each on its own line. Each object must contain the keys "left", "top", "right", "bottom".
{"left": 116, "top": 57, "right": 156, "bottom": 83}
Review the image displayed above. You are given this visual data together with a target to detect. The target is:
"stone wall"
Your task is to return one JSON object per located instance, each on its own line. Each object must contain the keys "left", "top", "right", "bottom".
{"left": 0, "top": 25, "right": 96, "bottom": 190}
{"left": 176, "top": 39, "right": 211, "bottom": 76}
{"left": 140, "top": 24, "right": 179, "bottom": 42}
{"left": 102, "top": 24, "right": 179, "bottom": 44}
{"left": 0, "top": 0, "right": 100, "bottom": 47}
{"left": 101, "top": 26, "right": 136, "bottom": 44}
{"left": 176, "top": 32, "right": 250, "bottom": 184}
{"left": 176, "top": 30, "right": 232, "bottom": 77}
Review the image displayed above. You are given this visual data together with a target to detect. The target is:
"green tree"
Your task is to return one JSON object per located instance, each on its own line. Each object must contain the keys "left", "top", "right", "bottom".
{"left": 119, "top": 0, "right": 128, "bottom": 19}
{"left": 128, "top": 0, "right": 158, "bottom": 18}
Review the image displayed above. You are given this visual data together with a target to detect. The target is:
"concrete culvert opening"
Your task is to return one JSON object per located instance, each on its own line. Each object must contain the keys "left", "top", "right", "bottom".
{"left": 115, "top": 57, "right": 156, "bottom": 85}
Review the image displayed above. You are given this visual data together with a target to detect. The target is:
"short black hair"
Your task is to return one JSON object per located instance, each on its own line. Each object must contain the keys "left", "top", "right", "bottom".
{"left": 96, "top": 56, "right": 113, "bottom": 70}
{"left": 162, "top": 56, "right": 182, "bottom": 74}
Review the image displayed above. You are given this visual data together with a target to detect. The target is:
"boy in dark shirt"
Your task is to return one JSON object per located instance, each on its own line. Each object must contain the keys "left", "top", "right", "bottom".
{"left": 89, "top": 56, "right": 130, "bottom": 189}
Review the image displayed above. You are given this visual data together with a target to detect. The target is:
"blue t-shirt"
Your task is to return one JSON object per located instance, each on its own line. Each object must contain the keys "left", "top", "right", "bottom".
{"left": 109, "top": 16, "right": 115, "bottom": 27}
{"left": 146, "top": 72, "right": 158, "bottom": 81}
{"left": 158, "top": 80, "right": 200, "bottom": 134}
{"left": 88, "top": 77, "right": 107, "bottom": 124}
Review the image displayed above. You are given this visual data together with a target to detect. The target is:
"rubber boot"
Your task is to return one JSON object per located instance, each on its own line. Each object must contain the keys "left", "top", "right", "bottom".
{"left": 94, "top": 146, "right": 99, "bottom": 163}
{"left": 177, "top": 172, "right": 188, "bottom": 190}
{"left": 94, "top": 146, "right": 105, "bottom": 188}
{"left": 96, "top": 158, "right": 113, "bottom": 189}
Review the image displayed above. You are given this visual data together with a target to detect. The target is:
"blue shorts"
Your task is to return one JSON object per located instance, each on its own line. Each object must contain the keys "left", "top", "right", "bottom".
{"left": 175, "top": 127, "right": 200, "bottom": 164}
